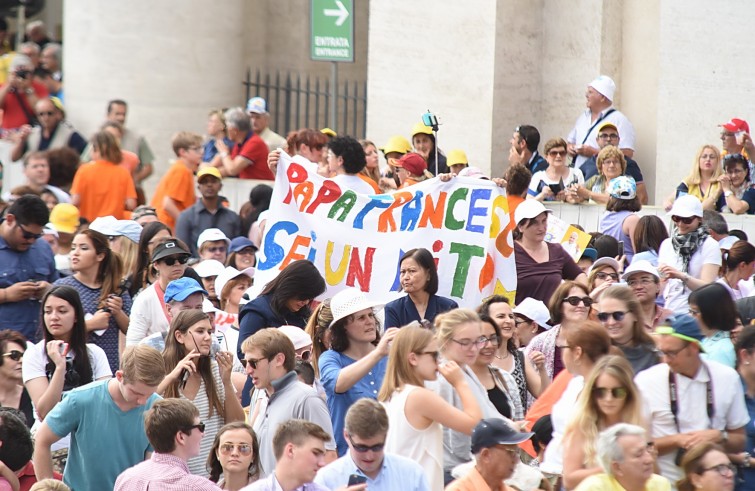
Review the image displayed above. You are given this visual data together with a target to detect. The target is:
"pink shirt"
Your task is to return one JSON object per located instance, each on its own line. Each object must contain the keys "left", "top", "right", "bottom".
{"left": 114, "top": 453, "right": 222, "bottom": 491}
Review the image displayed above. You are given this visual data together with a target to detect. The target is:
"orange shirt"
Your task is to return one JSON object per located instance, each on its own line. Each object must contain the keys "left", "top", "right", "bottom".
{"left": 119, "top": 149, "right": 140, "bottom": 174}
{"left": 70, "top": 160, "right": 137, "bottom": 221}
{"left": 150, "top": 160, "right": 197, "bottom": 230}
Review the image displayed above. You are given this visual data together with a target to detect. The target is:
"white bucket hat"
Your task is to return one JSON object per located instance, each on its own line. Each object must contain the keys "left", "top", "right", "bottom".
{"left": 513, "top": 298, "right": 551, "bottom": 330}
{"left": 329, "top": 288, "right": 383, "bottom": 328}
{"left": 215, "top": 266, "right": 255, "bottom": 301}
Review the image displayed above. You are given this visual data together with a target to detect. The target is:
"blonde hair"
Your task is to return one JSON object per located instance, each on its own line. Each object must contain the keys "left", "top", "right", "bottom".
{"left": 684, "top": 144, "right": 722, "bottom": 185}
{"left": 116, "top": 237, "right": 139, "bottom": 282}
{"left": 120, "top": 345, "right": 166, "bottom": 386}
{"left": 563, "top": 355, "right": 644, "bottom": 465}
{"left": 304, "top": 299, "right": 332, "bottom": 378}
{"left": 435, "top": 308, "right": 481, "bottom": 352}
{"left": 29, "top": 480, "right": 71, "bottom": 491}
{"left": 377, "top": 325, "right": 435, "bottom": 402}
{"left": 171, "top": 131, "right": 203, "bottom": 156}
{"left": 596, "top": 145, "right": 626, "bottom": 177}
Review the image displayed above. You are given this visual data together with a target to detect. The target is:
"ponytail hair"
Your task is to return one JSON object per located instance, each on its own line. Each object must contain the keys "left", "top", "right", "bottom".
{"left": 722, "top": 240, "right": 755, "bottom": 274}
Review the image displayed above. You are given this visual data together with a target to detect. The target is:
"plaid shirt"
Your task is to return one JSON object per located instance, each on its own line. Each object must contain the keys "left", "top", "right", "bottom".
{"left": 114, "top": 453, "right": 222, "bottom": 491}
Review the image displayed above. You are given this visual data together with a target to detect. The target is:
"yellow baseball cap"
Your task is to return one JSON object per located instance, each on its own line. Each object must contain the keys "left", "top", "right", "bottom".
{"left": 49, "top": 203, "right": 80, "bottom": 234}
{"left": 197, "top": 167, "right": 222, "bottom": 181}
{"left": 447, "top": 149, "right": 468, "bottom": 166}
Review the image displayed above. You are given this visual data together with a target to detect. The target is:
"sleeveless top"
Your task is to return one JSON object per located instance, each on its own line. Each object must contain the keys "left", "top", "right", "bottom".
{"left": 382, "top": 385, "right": 444, "bottom": 491}
{"left": 599, "top": 210, "right": 636, "bottom": 263}
{"left": 27, "top": 121, "right": 75, "bottom": 153}
{"left": 180, "top": 362, "right": 225, "bottom": 477}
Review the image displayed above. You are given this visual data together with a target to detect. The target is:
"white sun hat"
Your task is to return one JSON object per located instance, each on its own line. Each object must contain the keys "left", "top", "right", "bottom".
{"left": 329, "top": 288, "right": 384, "bottom": 328}
{"left": 215, "top": 266, "right": 255, "bottom": 301}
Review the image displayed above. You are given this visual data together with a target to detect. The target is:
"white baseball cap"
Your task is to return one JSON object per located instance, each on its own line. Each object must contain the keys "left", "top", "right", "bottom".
{"left": 197, "top": 228, "right": 231, "bottom": 249}
{"left": 193, "top": 259, "right": 226, "bottom": 278}
{"left": 621, "top": 260, "right": 660, "bottom": 281}
{"left": 668, "top": 194, "right": 703, "bottom": 219}
{"left": 588, "top": 257, "right": 621, "bottom": 275}
{"left": 513, "top": 298, "right": 551, "bottom": 330}
{"left": 278, "top": 325, "right": 313, "bottom": 351}
{"left": 514, "top": 199, "right": 551, "bottom": 226}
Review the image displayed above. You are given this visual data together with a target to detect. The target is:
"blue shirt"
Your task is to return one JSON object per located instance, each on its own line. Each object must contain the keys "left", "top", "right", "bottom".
{"left": 0, "top": 234, "right": 58, "bottom": 341}
{"left": 701, "top": 331, "right": 736, "bottom": 368}
{"left": 45, "top": 379, "right": 160, "bottom": 491}
{"left": 383, "top": 294, "right": 458, "bottom": 329}
{"left": 319, "top": 350, "right": 387, "bottom": 455}
{"left": 203, "top": 137, "right": 234, "bottom": 163}
{"left": 314, "top": 452, "right": 430, "bottom": 491}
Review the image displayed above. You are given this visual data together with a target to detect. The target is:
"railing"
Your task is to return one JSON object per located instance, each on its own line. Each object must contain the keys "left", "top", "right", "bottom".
{"left": 242, "top": 69, "right": 367, "bottom": 138}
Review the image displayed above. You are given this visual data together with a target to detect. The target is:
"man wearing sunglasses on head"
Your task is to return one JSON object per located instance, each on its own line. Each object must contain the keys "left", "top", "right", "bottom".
{"left": 634, "top": 315, "right": 748, "bottom": 486}
{"left": 240, "top": 328, "right": 336, "bottom": 477}
{"left": 115, "top": 398, "right": 221, "bottom": 490}
{"left": 0, "top": 194, "right": 57, "bottom": 342}
{"left": 315, "top": 398, "right": 430, "bottom": 491}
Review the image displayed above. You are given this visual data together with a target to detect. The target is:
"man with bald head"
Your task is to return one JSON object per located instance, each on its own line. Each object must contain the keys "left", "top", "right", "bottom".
{"left": 10, "top": 97, "right": 86, "bottom": 160}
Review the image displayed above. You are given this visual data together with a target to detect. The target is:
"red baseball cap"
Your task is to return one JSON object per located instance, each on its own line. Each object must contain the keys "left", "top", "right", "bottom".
{"left": 392, "top": 152, "right": 427, "bottom": 176}
{"left": 720, "top": 118, "right": 750, "bottom": 134}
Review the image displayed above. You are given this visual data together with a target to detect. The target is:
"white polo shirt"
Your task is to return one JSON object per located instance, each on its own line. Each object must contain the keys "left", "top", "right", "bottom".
{"left": 567, "top": 106, "right": 636, "bottom": 169}
{"left": 634, "top": 360, "right": 749, "bottom": 486}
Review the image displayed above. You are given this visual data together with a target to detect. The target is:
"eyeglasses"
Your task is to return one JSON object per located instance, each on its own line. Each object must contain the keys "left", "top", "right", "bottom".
{"left": 597, "top": 311, "right": 627, "bottom": 323}
{"left": 298, "top": 350, "right": 311, "bottom": 361}
{"left": 659, "top": 343, "right": 691, "bottom": 359}
{"left": 450, "top": 337, "right": 487, "bottom": 348}
{"left": 627, "top": 277, "right": 656, "bottom": 287}
{"left": 347, "top": 433, "right": 385, "bottom": 453}
{"left": 219, "top": 443, "right": 253, "bottom": 456}
{"left": 598, "top": 133, "right": 619, "bottom": 140}
{"left": 548, "top": 150, "right": 567, "bottom": 157}
{"left": 17, "top": 222, "right": 42, "bottom": 240}
{"left": 563, "top": 296, "right": 593, "bottom": 307}
{"left": 702, "top": 463, "right": 736, "bottom": 477}
{"left": 160, "top": 255, "right": 189, "bottom": 266}
{"left": 189, "top": 146, "right": 202, "bottom": 152}
{"left": 36, "top": 111, "right": 55, "bottom": 117}
{"left": 726, "top": 167, "right": 746, "bottom": 175}
{"left": 593, "top": 386, "right": 628, "bottom": 399}
{"left": 497, "top": 445, "right": 519, "bottom": 456}
{"left": 416, "top": 350, "right": 439, "bottom": 362}
{"left": 671, "top": 215, "right": 696, "bottom": 225}
{"left": 514, "top": 318, "right": 531, "bottom": 327}
{"left": 2, "top": 350, "right": 23, "bottom": 361}
{"left": 207, "top": 246, "right": 227, "bottom": 254}
{"left": 595, "top": 272, "right": 619, "bottom": 282}
{"left": 724, "top": 153, "right": 745, "bottom": 161}
{"left": 557, "top": 344, "right": 571, "bottom": 350}
{"left": 240, "top": 357, "right": 268, "bottom": 370}
{"left": 480, "top": 335, "right": 500, "bottom": 347}
{"left": 183, "top": 422, "right": 205, "bottom": 433}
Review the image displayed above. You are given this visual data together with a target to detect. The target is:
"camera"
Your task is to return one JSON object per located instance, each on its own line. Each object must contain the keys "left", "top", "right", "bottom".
{"left": 15, "top": 69, "right": 29, "bottom": 79}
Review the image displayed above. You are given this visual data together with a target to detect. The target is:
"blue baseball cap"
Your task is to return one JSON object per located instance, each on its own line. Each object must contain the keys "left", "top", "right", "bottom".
{"left": 164, "top": 278, "right": 207, "bottom": 303}
{"left": 655, "top": 314, "right": 706, "bottom": 351}
{"left": 230, "top": 236, "right": 258, "bottom": 253}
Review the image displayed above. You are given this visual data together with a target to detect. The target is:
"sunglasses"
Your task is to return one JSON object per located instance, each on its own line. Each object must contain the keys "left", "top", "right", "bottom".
{"left": 298, "top": 350, "right": 311, "bottom": 361}
{"left": 597, "top": 311, "right": 627, "bottom": 322}
{"left": 219, "top": 443, "right": 253, "bottom": 456}
{"left": 183, "top": 422, "right": 205, "bottom": 433}
{"left": 36, "top": 111, "right": 55, "bottom": 117}
{"left": 160, "top": 255, "right": 189, "bottom": 266}
{"left": 347, "top": 433, "right": 385, "bottom": 453}
{"left": 671, "top": 215, "right": 696, "bottom": 225}
{"left": 593, "top": 387, "right": 628, "bottom": 399}
{"left": 548, "top": 150, "right": 567, "bottom": 157}
{"left": 595, "top": 272, "right": 619, "bottom": 282}
{"left": 240, "top": 357, "right": 268, "bottom": 370}
{"left": 416, "top": 350, "right": 439, "bottom": 362}
{"left": 562, "top": 296, "right": 593, "bottom": 307}
{"left": 18, "top": 222, "right": 42, "bottom": 240}
{"left": 2, "top": 350, "right": 23, "bottom": 361}
{"left": 207, "top": 246, "right": 227, "bottom": 253}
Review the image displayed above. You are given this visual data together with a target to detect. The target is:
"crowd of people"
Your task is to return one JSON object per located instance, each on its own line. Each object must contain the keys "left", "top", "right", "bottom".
{"left": 0, "top": 28, "right": 754, "bottom": 490}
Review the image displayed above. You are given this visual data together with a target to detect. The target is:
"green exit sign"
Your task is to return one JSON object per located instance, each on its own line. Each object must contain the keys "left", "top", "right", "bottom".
{"left": 311, "top": 0, "right": 354, "bottom": 62}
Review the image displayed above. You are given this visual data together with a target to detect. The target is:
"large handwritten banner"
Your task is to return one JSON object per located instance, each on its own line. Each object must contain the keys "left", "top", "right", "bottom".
{"left": 253, "top": 152, "right": 517, "bottom": 307}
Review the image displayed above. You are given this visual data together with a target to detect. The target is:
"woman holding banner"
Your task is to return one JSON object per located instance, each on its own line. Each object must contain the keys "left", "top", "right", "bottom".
{"left": 513, "top": 200, "right": 587, "bottom": 305}
{"left": 384, "top": 248, "right": 458, "bottom": 329}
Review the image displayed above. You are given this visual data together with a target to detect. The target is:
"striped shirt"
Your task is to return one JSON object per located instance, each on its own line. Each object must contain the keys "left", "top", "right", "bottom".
{"left": 181, "top": 361, "right": 226, "bottom": 476}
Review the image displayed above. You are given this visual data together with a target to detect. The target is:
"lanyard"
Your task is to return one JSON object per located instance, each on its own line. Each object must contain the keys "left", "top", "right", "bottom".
{"left": 668, "top": 363, "right": 714, "bottom": 431}
{"left": 580, "top": 108, "right": 616, "bottom": 146}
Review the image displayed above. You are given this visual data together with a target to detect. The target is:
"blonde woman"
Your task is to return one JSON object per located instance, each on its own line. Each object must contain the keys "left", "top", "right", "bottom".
{"left": 379, "top": 325, "right": 482, "bottom": 491}
{"left": 664, "top": 145, "right": 723, "bottom": 211}
{"left": 561, "top": 355, "right": 646, "bottom": 489}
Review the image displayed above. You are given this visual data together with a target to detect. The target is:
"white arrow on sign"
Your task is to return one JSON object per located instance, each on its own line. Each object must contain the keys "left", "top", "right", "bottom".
{"left": 324, "top": 0, "right": 349, "bottom": 27}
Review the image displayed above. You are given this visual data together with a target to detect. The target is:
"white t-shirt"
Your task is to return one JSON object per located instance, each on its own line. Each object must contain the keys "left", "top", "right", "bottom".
{"left": 331, "top": 174, "right": 377, "bottom": 195}
{"left": 567, "top": 106, "right": 637, "bottom": 169}
{"left": 634, "top": 361, "right": 749, "bottom": 485}
{"left": 658, "top": 236, "right": 722, "bottom": 314}
{"left": 22, "top": 340, "right": 112, "bottom": 450}
{"left": 540, "top": 375, "right": 584, "bottom": 474}
{"left": 527, "top": 168, "right": 585, "bottom": 199}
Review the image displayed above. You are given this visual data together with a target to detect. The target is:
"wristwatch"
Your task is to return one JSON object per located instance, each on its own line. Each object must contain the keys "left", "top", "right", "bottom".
{"left": 744, "top": 452, "right": 752, "bottom": 468}
{"left": 725, "top": 190, "right": 734, "bottom": 197}
{"left": 722, "top": 429, "right": 729, "bottom": 443}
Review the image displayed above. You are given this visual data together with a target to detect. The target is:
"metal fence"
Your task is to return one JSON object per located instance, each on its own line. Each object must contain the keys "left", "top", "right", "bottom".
{"left": 242, "top": 69, "right": 368, "bottom": 139}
